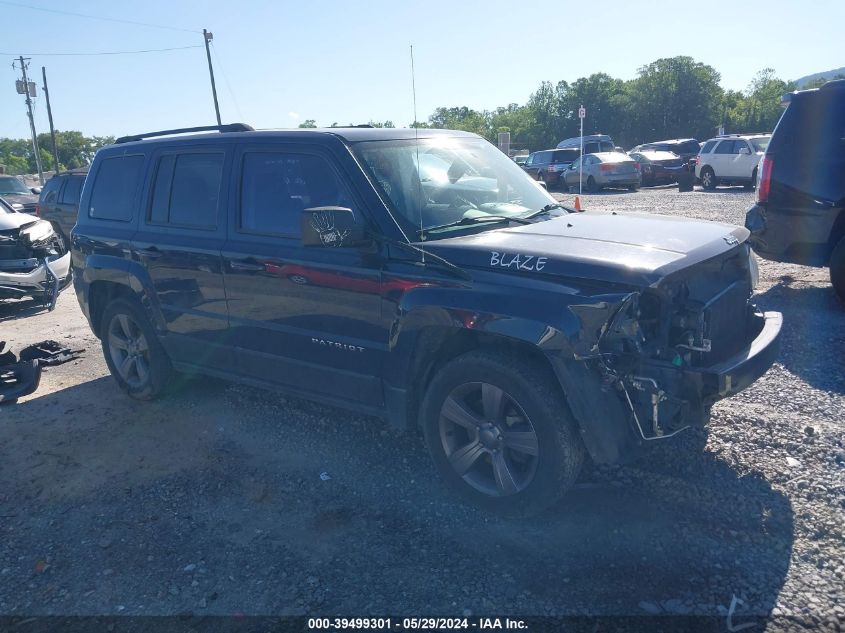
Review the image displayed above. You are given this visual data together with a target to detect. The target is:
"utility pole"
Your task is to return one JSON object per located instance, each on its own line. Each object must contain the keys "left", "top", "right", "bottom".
{"left": 202, "top": 29, "right": 222, "bottom": 125}
{"left": 16, "top": 56, "right": 44, "bottom": 184}
{"left": 42, "top": 66, "right": 61, "bottom": 175}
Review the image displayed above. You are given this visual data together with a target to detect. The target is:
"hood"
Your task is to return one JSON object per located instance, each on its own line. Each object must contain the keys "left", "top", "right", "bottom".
{"left": 422, "top": 211, "right": 749, "bottom": 287}
{"left": 0, "top": 211, "right": 40, "bottom": 231}
{"left": 1, "top": 192, "right": 39, "bottom": 206}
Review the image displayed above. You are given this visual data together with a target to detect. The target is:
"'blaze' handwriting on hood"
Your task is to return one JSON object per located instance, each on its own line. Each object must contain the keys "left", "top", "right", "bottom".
{"left": 490, "top": 252, "right": 548, "bottom": 272}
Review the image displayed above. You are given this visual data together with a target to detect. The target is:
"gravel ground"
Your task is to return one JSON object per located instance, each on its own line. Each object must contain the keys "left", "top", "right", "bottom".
{"left": 0, "top": 186, "right": 843, "bottom": 630}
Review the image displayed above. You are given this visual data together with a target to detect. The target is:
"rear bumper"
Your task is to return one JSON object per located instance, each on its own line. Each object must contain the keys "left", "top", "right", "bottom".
{"left": 745, "top": 203, "right": 833, "bottom": 266}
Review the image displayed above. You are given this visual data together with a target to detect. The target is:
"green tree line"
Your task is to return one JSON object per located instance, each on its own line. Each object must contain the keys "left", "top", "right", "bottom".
{"left": 0, "top": 130, "right": 114, "bottom": 175}
{"left": 305, "top": 57, "right": 842, "bottom": 151}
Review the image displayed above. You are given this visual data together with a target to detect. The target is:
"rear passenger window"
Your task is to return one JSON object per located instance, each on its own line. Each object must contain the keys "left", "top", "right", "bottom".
{"left": 714, "top": 141, "right": 736, "bottom": 154}
{"left": 41, "top": 177, "right": 61, "bottom": 203}
{"left": 701, "top": 140, "right": 717, "bottom": 154}
{"left": 240, "top": 152, "right": 353, "bottom": 237}
{"left": 89, "top": 155, "right": 144, "bottom": 221}
{"left": 59, "top": 177, "right": 83, "bottom": 204}
{"left": 149, "top": 153, "right": 224, "bottom": 229}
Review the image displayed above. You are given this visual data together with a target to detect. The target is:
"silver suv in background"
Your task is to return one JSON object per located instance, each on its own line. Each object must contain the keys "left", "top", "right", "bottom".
{"left": 695, "top": 134, "right": 770, "bottom": 190}
{"left": 556, "top": 134, "right": 616, "bottom": 154}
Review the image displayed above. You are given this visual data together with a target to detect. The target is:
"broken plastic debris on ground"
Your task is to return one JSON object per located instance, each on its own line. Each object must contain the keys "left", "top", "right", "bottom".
{"left": 0, "top": 339, "right": 84, "bottom": 404}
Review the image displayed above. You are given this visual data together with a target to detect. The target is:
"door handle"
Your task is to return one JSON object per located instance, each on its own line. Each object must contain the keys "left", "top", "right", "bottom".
{"left": 136, "top": 247, "right": 163, "bottom": 259}
{"left": 229, "top": 259, "right": 265, "bottom": 272}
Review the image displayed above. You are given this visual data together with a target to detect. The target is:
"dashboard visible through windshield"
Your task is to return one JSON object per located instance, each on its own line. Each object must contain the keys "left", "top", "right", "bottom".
{"left": 353, "top": 137, "right": 557, "bottom": 240}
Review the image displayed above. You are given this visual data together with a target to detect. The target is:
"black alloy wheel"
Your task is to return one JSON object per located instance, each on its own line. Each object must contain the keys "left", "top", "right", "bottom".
{"left": 438, "top": 381, "right": 539, "bottom": 497}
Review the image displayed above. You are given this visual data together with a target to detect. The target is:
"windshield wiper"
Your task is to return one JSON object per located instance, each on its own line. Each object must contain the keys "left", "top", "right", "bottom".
{"left": 421, "top": 214, "right": 533, "bottom": 237}
{"left": 522, "top": 202, "right": 576, "bottom": 218}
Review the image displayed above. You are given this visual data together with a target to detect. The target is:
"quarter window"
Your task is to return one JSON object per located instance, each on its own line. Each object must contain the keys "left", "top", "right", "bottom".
{"left": 59, "top": 176, "right": 83, "bottom": 204}
{"left": 240, "top": 152, "right": 353, "bottom": 237}
{"left": 701, "top": 140, "right": 717, "bottom": 154}
{"left": 149, "top": 153, "right": 224, "bottom": 229}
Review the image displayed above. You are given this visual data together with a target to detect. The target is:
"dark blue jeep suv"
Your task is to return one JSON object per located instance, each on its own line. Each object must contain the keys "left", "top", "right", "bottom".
{"left": 72, "top": 124, "right": 781, "bottom": 514}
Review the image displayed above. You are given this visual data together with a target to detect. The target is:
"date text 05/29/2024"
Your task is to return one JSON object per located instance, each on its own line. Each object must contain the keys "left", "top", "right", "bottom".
{"left": 307, "top": 617, "right": 528, "bottom": 630}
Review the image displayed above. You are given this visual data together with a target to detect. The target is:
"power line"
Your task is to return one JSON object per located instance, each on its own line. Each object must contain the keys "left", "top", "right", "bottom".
{"left": 1, "top": 45, "right": 203, "bottom": 57}
{"left": 0, "top": 0, "right": 200, "bottom": 34}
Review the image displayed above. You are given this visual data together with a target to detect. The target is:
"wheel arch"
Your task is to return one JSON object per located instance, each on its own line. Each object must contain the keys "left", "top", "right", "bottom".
{"left": 82, "top": 255, "right": 164, "bottom": 338}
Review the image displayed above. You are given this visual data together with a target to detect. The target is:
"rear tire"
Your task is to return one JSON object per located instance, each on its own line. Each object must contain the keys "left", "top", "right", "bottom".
{"left": 627, "top": 184, "right": 639, "bottom": 192}
{"left": 701, "top": 166, "right": 717, "bottom": 190}
{"left": 100, "top": 297, "right": 172, "bottom": 400}
{"left": 421, "top": 350, "right": 585, "bottom": 516}
{"left": 829, "top": 237, "right": 845, "bottom": 302}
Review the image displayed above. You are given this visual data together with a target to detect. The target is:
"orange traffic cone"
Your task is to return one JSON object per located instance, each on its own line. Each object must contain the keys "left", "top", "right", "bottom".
{"left": 574, "top": 196, "right": 582, "bottom": 211}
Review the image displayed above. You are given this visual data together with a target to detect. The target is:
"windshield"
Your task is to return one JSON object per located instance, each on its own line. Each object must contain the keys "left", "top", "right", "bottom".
{"left": 353, "top": 136, "right": 557, "bottom": 241}
{"left": 750, "top": 137, "right": 770, "bottom": 152}
{"left": 0, "top": 176, "right": 31, "bottom": 195}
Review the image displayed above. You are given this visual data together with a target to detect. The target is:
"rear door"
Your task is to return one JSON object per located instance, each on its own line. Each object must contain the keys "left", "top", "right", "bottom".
{"left": 222, "top": 143, "right": 385, "bottom": 405}
{"left": 37, "top": 176, "right": 63, "bottom": 234}
{"left": 54, "top": 174, "right": 84, "bottom": 239}
{"left": 131, "top": 144, "right": 232, "bottom": 370}
{"left": 709, "top": 140, "right": 734, "bottom": 177}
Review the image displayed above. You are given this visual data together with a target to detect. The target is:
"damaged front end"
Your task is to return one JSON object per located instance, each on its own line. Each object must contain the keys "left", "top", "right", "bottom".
{"left": 0, "top": 219, "right": 70, "bottom": 310}
{"left": 571, "top": 243, "right": 781, "bottom": 445}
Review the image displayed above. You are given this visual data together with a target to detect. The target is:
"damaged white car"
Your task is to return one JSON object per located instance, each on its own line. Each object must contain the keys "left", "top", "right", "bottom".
{"left": 0, "top": 196, "right": 71, "bottom": 310}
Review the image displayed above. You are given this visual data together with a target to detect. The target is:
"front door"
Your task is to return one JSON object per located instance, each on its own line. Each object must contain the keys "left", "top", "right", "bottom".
{"left": 131, "top": 145, "right": 232, "bottom": 370}
{"left": 222, "top": 144, "right": 386, "bottom": 406}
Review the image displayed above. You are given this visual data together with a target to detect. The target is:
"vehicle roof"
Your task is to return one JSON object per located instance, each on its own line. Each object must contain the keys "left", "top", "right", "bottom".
{"left": 639, "top": 138, "right": 698, "bottom": 146}
{"left": 634, "top": 150, "right": 680, "bottom": 158}
{"left": 103, "top": 126, "right": 480, "bottom": 152}
{"left": 593, "top": 152, "right": 632, "bottom": 161}
{"left": 706, "top": 133, "right": 771, "bottom": 141}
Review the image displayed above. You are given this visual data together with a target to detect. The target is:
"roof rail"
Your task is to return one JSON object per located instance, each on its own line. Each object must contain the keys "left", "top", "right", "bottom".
{"left": 115, "top": 123, "right": 254, "bottom": 144}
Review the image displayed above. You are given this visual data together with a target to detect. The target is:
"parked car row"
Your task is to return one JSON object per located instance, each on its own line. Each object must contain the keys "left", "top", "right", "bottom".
{"left": 517, "top": 130, "right": 776, "bottom": 193}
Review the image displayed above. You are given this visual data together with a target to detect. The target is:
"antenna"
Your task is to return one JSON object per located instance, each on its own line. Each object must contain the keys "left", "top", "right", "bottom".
{"left": 410, "top": 44, "right": 424, "bottom": 262}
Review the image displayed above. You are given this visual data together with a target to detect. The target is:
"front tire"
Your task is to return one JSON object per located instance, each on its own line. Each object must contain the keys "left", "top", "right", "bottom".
{"left": 829, "top": 237, "right": 845, "bottom": 302}
{"left": 100, "top": 297, "right": 172, "bottom": 400}
{"left": 586, "top": 176, "right": 599, "bottom": 193}
{"left": 421, "top": 350, "right": 585, "bottom": 516}
{"left": 700, "top": 166, "right": 717, "bottom": 190}
{"left": 744, "top": 167, "right": 758, "bottom": 191}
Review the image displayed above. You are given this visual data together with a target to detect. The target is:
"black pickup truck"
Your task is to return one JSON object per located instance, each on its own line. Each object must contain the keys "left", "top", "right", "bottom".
{"left": 71, "top": 125, "right": 781, "bottom": 515}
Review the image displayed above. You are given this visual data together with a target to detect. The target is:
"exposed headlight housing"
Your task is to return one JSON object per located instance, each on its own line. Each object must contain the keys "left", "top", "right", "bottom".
{"left": 19, "top": 220, "right": 55, "bottom": 246}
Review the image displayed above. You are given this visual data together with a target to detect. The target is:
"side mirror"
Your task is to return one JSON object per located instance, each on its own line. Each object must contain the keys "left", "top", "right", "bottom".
{"left": 739, "top": 147, "right": 751, "bottom": 155}
{"left": 31, "top": 187, "right": 41, "bottom": 194}
{"left": 301, "top": 207, "right": 369, "bottom": 248}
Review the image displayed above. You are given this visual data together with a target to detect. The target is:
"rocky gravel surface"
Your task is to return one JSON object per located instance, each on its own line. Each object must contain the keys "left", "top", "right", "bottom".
{"left": 1, "top": 186, "right": 843, "bottom": 630}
